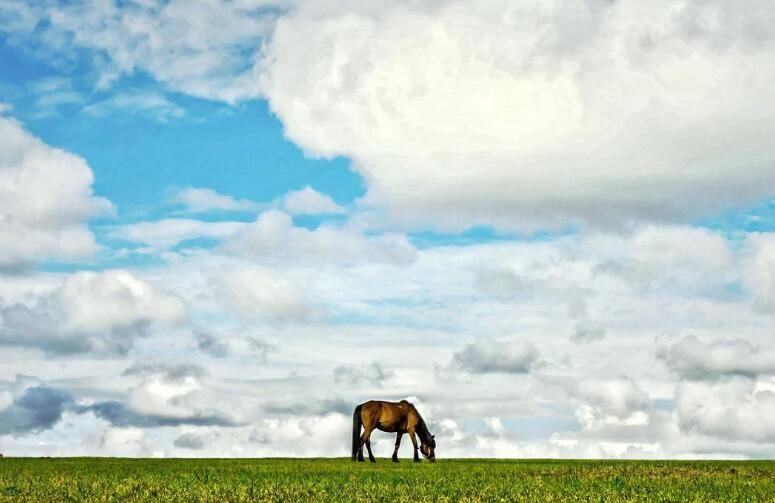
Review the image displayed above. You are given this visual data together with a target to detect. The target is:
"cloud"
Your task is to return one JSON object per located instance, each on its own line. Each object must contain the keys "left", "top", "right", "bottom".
{"left": 113, "top": 218, "right": 246, "bottom": 251}
{"left": 0, "top": 386, "right": 72, "bottom": 435}
{"left": 82, "top": 92, "right": 185, "bottom": 121}
{"left": 195, "top": 331, "right": 230, "bottom": 358}
{"left": 657, "top": 335, "right": 775, "bottom": 380}
{"left": 0, "top": 270, "right": 186, "bottom": 355}
{"left": 0, "top": 0, "right": 281, "bottom": 102}
{"left": 449, "top": 339, "right": 539, "bottom": 374}
{"left": 80, "top": 400, "right": 236, "bottom": 428}
{"left": 123, "top": 362, "right": 207, "bottom": 380}
{"left": 119, "top": 361, "right": 243, "bottom": 427}
{"left": 282, "top": 186, "right": 346, "bottom": 216}
{"left": 564, "top": 377, "right": 651, "bottom": 427}
{"left": 174, "top": 432, "right": 205, "bottom": 450}
{"left": 591, "top": 226, "right": 734, "bottom": 295}
{"left": 674, "top": 378, "right": 775, "bottom": 443}
{"left": 259, "top": 0, "right": 775, "bottom": 229}
{"left": 214, "top": 265, "right": 312, "bottom": 323}
{"left": 333, "top": 362, "right": 394, "bottom": 387}
{"left": 0, "top": 115, "right": 110, "bottom": 271}
{"left": 222, "top": 210, "right": 416, "bottom": 265}
{"left": 571, "top": 324, "right": 605, "bottom": 344}
{"left": 264, "top": 397, "right": 352, "bottom": 416}
{"left": 742, "top": 233, "right": 775, "bottom": 314}
{"left": 171, "top": 187, "right": 261, "bottom": 213}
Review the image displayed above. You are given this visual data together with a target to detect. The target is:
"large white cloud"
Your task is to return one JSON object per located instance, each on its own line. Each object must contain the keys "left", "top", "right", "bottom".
{"left": 0, "top": 270, "right": 186, "bottom": 355}
{"left": 0, "top": 115, "right": 110, "bottom": 271}
{"left": 674, "top": 378, "right": 775, "bottom": 443}
{"left": 259, "top": 0, "right": 775, "bottom": 229}
{"left": 8, "top": 1, "right": 775, "bottom": 229}
{"left": 657, "top": 335, "right": 775, "bottom": 380}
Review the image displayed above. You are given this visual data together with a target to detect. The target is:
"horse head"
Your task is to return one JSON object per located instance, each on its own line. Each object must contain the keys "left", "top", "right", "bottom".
{"left": 420, "top": 434, "right": 436, "bottom": 462}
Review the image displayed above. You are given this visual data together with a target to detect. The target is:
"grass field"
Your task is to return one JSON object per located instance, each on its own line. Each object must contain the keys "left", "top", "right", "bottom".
{"left": 1, "top": 457, "right": 774, "bottom": 502}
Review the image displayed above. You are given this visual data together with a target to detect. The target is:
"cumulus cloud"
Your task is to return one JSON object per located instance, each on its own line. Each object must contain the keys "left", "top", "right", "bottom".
{"left": 571, "top": 324, "right": 605, "bottom": 343}
{"left": 81, "top": 401, "right": 235, "bottom": 428}
{"left": 0, "top": 270, "right": 186, "bottom": 355}
{"left": 0, "top": 386, "right": 72, "bottom": 435}
{"left": 0, "top": 115, "right": 110, "bottom": 271}
{"left": 742, "top": 233, "right": 775, "bottom": 314}
{"left": 591, "top": 226, "right": 734, "bottom": 295}
{"left": 195, "top": 331, "right": 230, "bottom": 358}
{"left": 563, "top": 377, "right": 651, "bottom": 429}
{"left": 674, "top": 378, "right": 775, "bottom": 443}
{"left": 264, "top": 397, "right": 352, "bottom": 416}
{"left": 657, "top": 335, "right": 775, "bottom": 380}
{"left": 449, "top": 339, "right": 539, "bottom": 374}
{"left": 171, "top": 187, "right": 261, "bottom": 213}
{"left": 174, "top": 432, "right": 205, "bottom": 450}
{"left": 259, "top": 0, "right": 775, "bottom": 229}
{"left": 119, "top": 361, "right": 242, "bottom": 427}
{"left": 8, "top": 1, "right": 775, "bottom": 230}
{"left": 222, "top": 210, "right": 416, "bottom": 265}
{"left": 113, "top": 218, "right": 246, "bottom": 251}
{"left": 214, "top": 265, "right": 312, "bottom": 322}
{"left": 333, "top": 362, "right": 394, "bottom": 387}
{"left": 282, "top": 186, "right": 346, "bottom": 215}
{"left": 0, "top": 0, "right": 280, "bottom": 102}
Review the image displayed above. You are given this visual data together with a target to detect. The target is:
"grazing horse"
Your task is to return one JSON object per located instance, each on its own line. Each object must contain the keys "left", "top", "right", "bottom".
{"left": 352, "top": 400, "right": 436, "bottom": 463}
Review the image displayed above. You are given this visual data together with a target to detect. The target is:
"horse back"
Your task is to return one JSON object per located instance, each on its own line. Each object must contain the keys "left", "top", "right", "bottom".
{"left": 361, "top": 400, "right": 416, "bottom": 433}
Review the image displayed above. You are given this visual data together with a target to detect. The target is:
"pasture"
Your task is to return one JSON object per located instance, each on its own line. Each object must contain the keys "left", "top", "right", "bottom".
{"left": 1, "top": 457, "right": 774, "bottom": 502}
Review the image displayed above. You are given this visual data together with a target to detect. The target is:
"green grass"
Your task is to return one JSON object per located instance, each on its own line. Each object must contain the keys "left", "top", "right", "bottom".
{"left": 1, "top": 457, "right": 774, "bottom": 502}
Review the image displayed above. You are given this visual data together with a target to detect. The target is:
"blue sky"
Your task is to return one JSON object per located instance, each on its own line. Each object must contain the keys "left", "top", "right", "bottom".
{"left": 2, "top": 0, "right": 775, "bottom": 459}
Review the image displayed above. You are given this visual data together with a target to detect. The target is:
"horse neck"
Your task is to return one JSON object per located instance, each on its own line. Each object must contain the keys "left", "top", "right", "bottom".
{"left": 414, "top": 413, "right": 431, "bottom": 444}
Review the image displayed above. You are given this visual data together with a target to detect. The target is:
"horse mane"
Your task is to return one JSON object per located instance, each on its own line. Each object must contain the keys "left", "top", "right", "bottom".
{"left": 411, "top": 405, "right": 433, "bottom": 445}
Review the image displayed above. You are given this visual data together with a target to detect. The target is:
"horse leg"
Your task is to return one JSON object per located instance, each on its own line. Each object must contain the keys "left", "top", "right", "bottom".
{"left": 408, "top": 428, "right": 420, "bottom": 463}
{"left": 365, "top": 439, "right": 376, "bottom": 463}
{"left": 360, "top": 426, "right": 376, "bottom": 463}
{"left": 392, "top": 432, "right": 403, "bottom": 462}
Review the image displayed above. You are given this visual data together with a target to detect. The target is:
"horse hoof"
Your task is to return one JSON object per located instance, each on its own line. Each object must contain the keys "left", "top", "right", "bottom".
{"left": 392, "top": 458, "right": 399, "bottom": 463}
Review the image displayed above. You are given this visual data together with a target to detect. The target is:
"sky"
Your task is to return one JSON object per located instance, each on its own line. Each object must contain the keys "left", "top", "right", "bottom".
{"left": 1, "top": 0, "right": 775, "bottom": 459}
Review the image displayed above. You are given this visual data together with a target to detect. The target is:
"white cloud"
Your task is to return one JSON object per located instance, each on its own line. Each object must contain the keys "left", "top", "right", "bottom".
{"left": 675, "top": 378, "right": 775, "bottom": 443}
{"left": 214, "top": 265, "right": 312, "bottom": 323}
{"left": 0, "top": 0, "right": 284, "bottom": 102}
{"left": 113, "top": 219, "right": 247, "bottom": 251}
{"left": 565, "top": 377, "right": 651, "bottom": 429}
{"left": 0, "top": 115, "right": 110, "bottom": 271}
{"left": 333, "top": 361, "right": 394, "bottom": 387}
{"left": 259, "top": 0, "right": 775, "bottom": 229}
{"left": 571, "top": 323, "right": 605, "bottom": 343}
{"left": 449, "top": 339, "right": 539, "bottom": 374}
{"left": 82, "top": 92, "right": 185, "bottom": 121}
{"left": 657, "top": 335, "right": 775, "bottom": 380}
{"left": 222, "top": 210, "right": 416, "bottom": 265}
{"left": 742, "top": 233, "right": 775, "bottom": 314}
{"left": 282, "top": 186, "right": 345, "bottom": 215}
{"left": 0, "top": 270, "right": 186, "bottom": 355}
{"left": 171, "top": 187, "right": 261, "bottom": 213}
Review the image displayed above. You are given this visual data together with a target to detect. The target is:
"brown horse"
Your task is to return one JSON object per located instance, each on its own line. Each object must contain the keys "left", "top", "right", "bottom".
{"left": 352, "top": 400, "right": 436, "bottom": 463}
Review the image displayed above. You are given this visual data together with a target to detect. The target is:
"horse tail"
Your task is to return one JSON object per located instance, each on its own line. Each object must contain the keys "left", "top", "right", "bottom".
{"left": 351, "top": 404, "right": 363, "bottom": 461}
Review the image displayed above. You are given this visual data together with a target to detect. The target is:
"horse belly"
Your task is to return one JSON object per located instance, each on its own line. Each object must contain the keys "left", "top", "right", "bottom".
{"left": 377, "top": 422, "right": 399, "bottom": 433}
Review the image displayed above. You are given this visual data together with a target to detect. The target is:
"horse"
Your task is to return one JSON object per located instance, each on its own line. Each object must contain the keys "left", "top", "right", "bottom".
{"left": 352, "top": 400, "right": 436, "bottom": 463}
